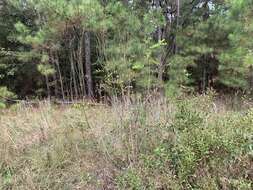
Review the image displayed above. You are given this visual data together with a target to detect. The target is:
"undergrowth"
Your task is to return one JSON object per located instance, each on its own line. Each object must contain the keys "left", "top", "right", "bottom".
{"left": 0, "top": 95, "right": 252, "bottom": 189}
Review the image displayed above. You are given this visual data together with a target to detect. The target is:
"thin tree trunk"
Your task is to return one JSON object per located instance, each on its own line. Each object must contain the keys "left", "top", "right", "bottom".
{"left": 45, "top": 75, "right": 50, "bottom": 99}
{"left": 175, "top": 0, "right": 180, "bottom": 53}
{"left": 72, "top": 49, "right": 82, "bottom": 96}
{"left": 84, "top": 31, "right": 94, "bottom": 99}
{"left": 156, "top": 0, "right": 164, "bottom": 82}
{"left": 250, "top": 66, "right": 253, "bottom": 91}
{"left": 53, "top": 72, "right": 57, "bottom": 97}
{"left": 70, "top": 79, "right": 73, "bottom": 101}
{"left": 54, "top": 52, "right": 65, "bottom": 100}
{"left": 70, "top": 50, "right": 78, "bottom": 99}
{"left": 49, "top": 51, "right": 58, "bottom": 97}
{"left": 177, "top": 0, "right": 180, "bottom": 27}
{"left": 78, "top": 30, "right": 86, "bottom": 97}
{"left": 157, "top": 27, "right": 163, "bottom": 82}
{"left": 202, "top": 66, "right": 207, "bottom": 93}
{"left": 69, "top": 36, "right": 79, "bottom": 99}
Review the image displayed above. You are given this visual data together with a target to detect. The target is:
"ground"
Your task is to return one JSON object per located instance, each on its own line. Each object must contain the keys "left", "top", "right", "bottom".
{"left": 0, "top": 95, "right": 252, "bottom": 189}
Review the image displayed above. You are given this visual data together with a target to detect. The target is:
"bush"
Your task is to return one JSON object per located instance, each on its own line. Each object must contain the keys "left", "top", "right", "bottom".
{"left": 0, "top": 96, "right": 252, "bottom": 189}
{"left": 0, "top": 87, "right": 16, "bottom": 109}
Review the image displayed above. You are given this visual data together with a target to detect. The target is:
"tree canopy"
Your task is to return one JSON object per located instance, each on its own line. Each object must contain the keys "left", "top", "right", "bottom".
{"left": 1, "top": 0, "right": 253, "bottom": 102}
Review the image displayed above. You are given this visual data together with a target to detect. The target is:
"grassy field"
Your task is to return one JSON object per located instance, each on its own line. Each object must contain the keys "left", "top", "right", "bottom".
{"left": 0, "top": 94, "right": 252, "bottom": 189}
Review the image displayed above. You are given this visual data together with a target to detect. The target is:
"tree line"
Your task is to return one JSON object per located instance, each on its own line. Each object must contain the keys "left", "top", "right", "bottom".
{"left": 0, "top": 0, "right": 253, "bottom": 103}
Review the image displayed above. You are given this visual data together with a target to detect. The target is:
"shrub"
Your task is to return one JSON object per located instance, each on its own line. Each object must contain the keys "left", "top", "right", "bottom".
{"left": 0, "top": 96, "right": 252, "bottom": 189}
{"left": 0, "top": 87, "right": 16, "bottom": 109}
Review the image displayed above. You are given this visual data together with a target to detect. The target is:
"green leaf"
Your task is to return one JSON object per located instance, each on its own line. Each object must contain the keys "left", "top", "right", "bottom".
{"left": 132, "top": 62, "right": 144, "bottom": 70}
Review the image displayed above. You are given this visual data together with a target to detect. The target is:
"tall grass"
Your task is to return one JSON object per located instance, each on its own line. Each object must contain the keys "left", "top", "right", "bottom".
{"left": 0, "top": 95, "right": 252, "bottom": 189}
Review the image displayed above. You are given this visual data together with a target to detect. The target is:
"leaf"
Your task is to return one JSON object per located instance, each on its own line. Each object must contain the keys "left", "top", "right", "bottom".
{"left": 37, "top": 64, "right": 55, "bottom": 76}
{"left": 150, "top": 39, "right": 167, "bottom": 49}
{"left": 132, "top": 62, "right": 144, "bottom": 70}
{"left": 244, "top": 53, "right": 253, "bottom": 66}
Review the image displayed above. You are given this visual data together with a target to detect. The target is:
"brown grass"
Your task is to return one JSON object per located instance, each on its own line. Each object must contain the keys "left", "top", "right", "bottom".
{"left": 0, "top": 95, "right": 252, "bottom": 189}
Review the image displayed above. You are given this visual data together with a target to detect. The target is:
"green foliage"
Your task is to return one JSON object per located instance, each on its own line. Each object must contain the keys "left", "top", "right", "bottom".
{"left": 1, "top": 96, "right": 253, "bottom": 189}
{"left": 37, "top": 64, "right": 55, "bottom": 76}
{"left": 173, "top": 101, "right": 204, "bottom": 131}
{"left": 0, "top": 165, "right": 13, "bottom": 189}
{"left": 116, "top": 169, "right": 144, "bottom": 190}
{"left": 1, "top": 0, "right": 253, "bottom": 98}
{"left": 0, "top": 87, "right": 16, "bottom": 108}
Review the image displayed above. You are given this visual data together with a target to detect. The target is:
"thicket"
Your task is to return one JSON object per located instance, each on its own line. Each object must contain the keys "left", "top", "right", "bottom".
{"left": 0, "top": 0, "right": 253, "bottom": 106}
{"left": 0, "top": 94, "right": 252, "bottom": 189}
{"left": 1, "top": 1, "right": 253, "bottom": 189}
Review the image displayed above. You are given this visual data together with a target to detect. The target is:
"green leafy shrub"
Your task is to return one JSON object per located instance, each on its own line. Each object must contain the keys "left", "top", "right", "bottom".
{"left": 0, "top": 87, "right": 16, "bottom": 109}
{"left": 116, "top": 169, "right": 144, "bottom": 190}
{"left": 1, "top": 96, "right": 252, "bottom": 189}
{"left": 132, "top": 96, "right": 253, "bottom": 189}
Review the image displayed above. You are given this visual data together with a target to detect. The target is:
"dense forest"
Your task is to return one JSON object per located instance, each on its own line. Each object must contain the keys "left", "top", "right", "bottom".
{"left": 0, "top": 0, "right": 253, "bottom": 104}
{"left": 0, "top": 1, "right": 253, "bottom": 190}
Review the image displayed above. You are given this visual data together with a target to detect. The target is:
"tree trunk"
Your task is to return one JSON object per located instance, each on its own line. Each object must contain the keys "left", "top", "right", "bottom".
{"left": 177, "top": 0, "right": 180, "bottom": 26}
{"left": 49, "top": 51, "right": 58, "bottom": 97}
{"left": 54, "top": 52, "right": 65, "bottom": 100}
{"left": 70, "top": 49, "right": 78, "bottom": 99}
{"left": 157, "top": 27, "right": 163, "bottom": 82}
{"left": 156, "top": 0, "right": 164, "bottom": 82}
{"left": 78, "top": 30, "right": 86, "bottom": 97}
{"left": 84, "top": 31, "right": 94, "bottom": 99}
{"left": 249, "top": 66, "right": 253, "bottom": 91}
{"left": 45, "top": 75, "right": 50, "bottom": 99}
{"left": 175, "top": 0, "right": 180, "bottom": 53}
{"left": 202, "top": 66, "right": 207, "bottom": 93}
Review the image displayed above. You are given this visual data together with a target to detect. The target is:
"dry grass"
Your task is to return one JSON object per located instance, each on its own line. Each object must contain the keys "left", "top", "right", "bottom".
{"left": 0, "top": 95, "right": 252, "bottom": 189}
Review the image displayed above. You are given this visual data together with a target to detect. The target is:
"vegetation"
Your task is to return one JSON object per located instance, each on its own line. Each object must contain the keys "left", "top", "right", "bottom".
{"left": 0, "top": 0, "right": 253, "bottom": 189}
{"left": 0, "top": 0, "right": 253, "bottom": 101}
{"left": 0, "top": 94, "right": 252, "bottom": 189}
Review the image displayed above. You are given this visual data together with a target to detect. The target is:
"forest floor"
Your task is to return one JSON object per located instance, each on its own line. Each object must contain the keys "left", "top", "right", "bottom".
{"left": 0, "top": 95, "right": 252, "bottom": 190}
